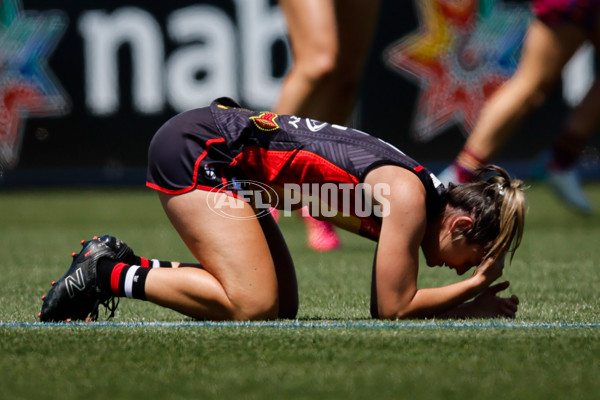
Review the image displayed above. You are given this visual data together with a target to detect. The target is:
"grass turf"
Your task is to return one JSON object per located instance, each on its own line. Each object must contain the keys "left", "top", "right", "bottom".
{"left": 0, "top": 183, "right": 599, "bottom": 399}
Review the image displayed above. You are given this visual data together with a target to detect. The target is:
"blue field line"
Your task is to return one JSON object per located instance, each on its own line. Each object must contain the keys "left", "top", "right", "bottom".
{"left": 1, "top": 320, "right": 600, "bottom": 329}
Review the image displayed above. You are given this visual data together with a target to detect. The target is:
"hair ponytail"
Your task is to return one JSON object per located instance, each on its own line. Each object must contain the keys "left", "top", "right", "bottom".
{"left": 444, "top": 165, "right": 527, "bottom": 260}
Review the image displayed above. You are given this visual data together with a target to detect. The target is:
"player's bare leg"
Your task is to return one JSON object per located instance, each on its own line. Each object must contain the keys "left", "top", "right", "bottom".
{"left": 466, "top": 21, "right": 585, "bottom": 161}
{"left": 544, "top": 14, "right": 600, "bottom": 214}
{"left": 275, "top": 0, "right": 380, "bottom": 124}
{"left": 275, "top": 0, "right": 380, "bottom": 250}
{"left": 439, "top": 20, "right": 586, "bottom": 186}
{"left": 144, "top": 190, "right": 292, "bottom": 320}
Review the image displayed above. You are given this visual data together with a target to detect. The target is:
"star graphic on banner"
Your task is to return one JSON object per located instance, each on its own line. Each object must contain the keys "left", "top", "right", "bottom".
{"left": 0, "top": 0, "right": 68, "bottom": 170}
{"left": 385, "top": 0, "right": 531, "bottom": 142}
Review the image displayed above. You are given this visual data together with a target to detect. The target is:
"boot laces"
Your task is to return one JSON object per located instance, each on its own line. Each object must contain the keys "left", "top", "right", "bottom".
{"left": 89, "top": 296, "right": 120, "bottom": 321}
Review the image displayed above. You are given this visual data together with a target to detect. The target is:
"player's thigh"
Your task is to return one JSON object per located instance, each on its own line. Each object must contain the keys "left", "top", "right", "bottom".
{"left": 158, "top": 190, "right": 279, "bottom": 306}
{"left": 257, "top": 212, "right": 298, "bottom": 318}
{"left": 517, "top": 20, "right": 586, "bottom": 88}
{"left": 279, "top": 0, "right": 337, "bottom": 61}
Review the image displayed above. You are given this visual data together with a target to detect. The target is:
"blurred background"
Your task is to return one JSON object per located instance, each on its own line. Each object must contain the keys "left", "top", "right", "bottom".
{"left": 2, "top": 0, "right": 599, "bottom": 187}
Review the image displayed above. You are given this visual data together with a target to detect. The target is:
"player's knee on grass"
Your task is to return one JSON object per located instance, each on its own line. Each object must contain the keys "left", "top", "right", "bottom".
{"left": 230, "top": 292, "right": 279, "bottom": 321}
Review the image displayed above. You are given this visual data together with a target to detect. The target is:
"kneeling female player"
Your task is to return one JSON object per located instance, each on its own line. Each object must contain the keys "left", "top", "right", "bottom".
{"left": 40, "top": 98, "right": 525, "bottom": 321}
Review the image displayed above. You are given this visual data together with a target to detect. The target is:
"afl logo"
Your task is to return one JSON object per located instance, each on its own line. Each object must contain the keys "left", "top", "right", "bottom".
{"left": 206, "top": 179, "right": 279, "bottom": 220}
{"left": 250, "top": 112, "right": 280, "bottom": 132}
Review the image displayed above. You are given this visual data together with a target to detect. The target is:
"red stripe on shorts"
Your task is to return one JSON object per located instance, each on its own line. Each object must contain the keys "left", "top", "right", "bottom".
{"left": 146, "top": 137, "right": 227, "bottom": 195}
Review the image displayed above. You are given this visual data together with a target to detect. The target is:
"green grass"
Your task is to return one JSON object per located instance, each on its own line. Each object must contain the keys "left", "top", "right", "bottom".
{"left": 1, "top": 183, "right": 599, "bottom": 399}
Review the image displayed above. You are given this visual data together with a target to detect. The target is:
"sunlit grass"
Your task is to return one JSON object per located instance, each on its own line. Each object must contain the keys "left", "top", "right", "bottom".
{"left": 0, "top": 184, "right": 599, "bottom": 399}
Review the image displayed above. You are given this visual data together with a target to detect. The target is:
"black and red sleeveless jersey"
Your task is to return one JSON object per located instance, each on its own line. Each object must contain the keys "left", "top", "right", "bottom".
{"left": 206, "top": 97, "right": 446, "bottom": 240}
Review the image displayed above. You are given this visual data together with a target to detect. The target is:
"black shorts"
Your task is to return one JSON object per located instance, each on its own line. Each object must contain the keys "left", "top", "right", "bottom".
{"left": 146, "top": 107, "right": 238, "bottom": 195}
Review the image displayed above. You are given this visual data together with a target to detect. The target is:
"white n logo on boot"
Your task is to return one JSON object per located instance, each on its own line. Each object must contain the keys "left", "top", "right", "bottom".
{"left": 65, "top": 268, "right": 86, "bottom": 298}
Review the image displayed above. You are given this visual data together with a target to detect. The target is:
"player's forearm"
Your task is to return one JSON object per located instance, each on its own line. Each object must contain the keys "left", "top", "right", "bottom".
{"left": 379, "top": 275, "right": 487, "bottom": 319}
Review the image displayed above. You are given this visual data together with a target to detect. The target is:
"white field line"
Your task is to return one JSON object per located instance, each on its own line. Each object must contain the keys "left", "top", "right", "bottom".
{"left": 1, "top": 321, "right": 600, "bottom": 329}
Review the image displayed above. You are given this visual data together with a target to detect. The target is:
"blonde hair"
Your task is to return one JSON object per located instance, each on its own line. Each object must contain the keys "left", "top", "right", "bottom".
{"left": 444, "top": 165, "right": 527, "bottom": 261}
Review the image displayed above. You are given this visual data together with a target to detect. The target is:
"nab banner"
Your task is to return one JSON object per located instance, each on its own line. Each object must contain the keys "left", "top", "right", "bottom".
{"left": 2, "top": 0, "right": 289, "bottom": 183}
{"left": 1, "top": 0, "right": 597, "bottom": 185}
